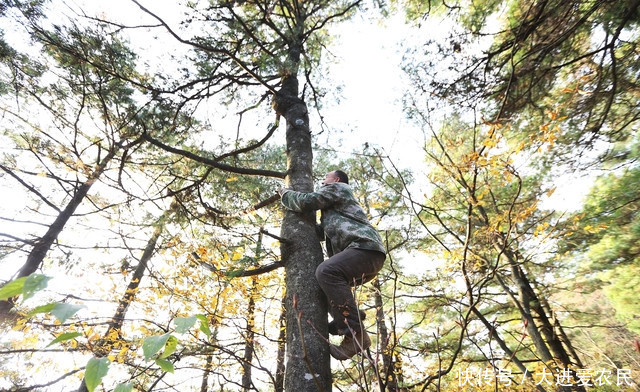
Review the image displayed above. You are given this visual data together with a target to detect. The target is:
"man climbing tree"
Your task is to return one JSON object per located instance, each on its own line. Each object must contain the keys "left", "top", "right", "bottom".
{"left": 279, "top": 170, "right": 386, "bottom": 360}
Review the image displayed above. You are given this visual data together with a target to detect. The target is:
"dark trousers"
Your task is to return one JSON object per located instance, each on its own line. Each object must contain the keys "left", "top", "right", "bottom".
{"left": 315, "top": 248, "right": 385, "bottom": 332}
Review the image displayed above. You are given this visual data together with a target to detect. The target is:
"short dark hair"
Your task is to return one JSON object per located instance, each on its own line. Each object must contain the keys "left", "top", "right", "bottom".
{"left": 334, "top": 170, "right": 349, "bottom": 184}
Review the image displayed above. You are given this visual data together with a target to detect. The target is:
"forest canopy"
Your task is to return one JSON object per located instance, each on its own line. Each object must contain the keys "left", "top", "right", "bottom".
{"left": 0, "top": 0, "right": 638, "bottom": 391}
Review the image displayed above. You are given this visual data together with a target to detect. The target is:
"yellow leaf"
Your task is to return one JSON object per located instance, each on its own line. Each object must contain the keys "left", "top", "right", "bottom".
{"left": 226, "top": 176, "right": 238, "bottom": 182}
{"left": 584, "top": 225, "right": 600, "bottom": 233}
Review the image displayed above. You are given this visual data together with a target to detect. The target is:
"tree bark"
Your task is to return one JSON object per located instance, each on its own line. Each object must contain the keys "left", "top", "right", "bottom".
{"left": 276, "top": 70, "right": 331, "bottom": 391}
{"left": 495, "top": 241, "right": 585, "bottom": 392}
{"left": 498, "top": 242, "right": 575, "bottom": 367}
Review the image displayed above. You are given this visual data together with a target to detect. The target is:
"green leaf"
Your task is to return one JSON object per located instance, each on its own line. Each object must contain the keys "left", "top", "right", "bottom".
{"left": 47, "top": 332, "right": 82, "bottom": 347}
{"left": 22, "top": 274, "right": 50, "bottom": 300}
{"left": 28, "top": 302, "right": 57, "bottom": 316}
{"left": 51, "top": 303, "right": 85, "bottom": 323}
{"left": 84, "top": 357, "right": 110, "bottom": 392}
{"left": 0, "top": 276, "right": 27, "bottom": 300}
{"left": 28, "top": 302, "right": 84, "bottom": 323}
{"left": 114, "top": 383, "right": 134, "bottom": 392}
{"left": 142, "top": 333, "right": 171, "bottom": 361}
{"left": 155, "top": 357, "right": 175, "bottom": 373}
{"left": 174, "top": 316, "right": 196, "bottom": 333}
{"left": 159, "top": 335, "right": 178, "bottom": 359}
{"left": 195, "top": 314, "right": 211, "bottom": 337}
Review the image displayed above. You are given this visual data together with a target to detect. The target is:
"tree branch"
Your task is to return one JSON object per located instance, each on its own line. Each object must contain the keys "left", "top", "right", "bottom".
{"left": 141, "top": 132, "right": 285, "bottom": 179}
{"left": 129, "top": 0, "right": 277, "bottom": 94}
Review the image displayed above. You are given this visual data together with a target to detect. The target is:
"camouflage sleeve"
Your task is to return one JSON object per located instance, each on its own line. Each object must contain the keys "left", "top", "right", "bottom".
{"left": 280, "top": 186, "right": 338, "bottom": 212}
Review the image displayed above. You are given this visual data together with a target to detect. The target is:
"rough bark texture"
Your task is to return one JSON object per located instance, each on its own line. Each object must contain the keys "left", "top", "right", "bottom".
{"left": 541, "top": 297, "right": 584, "bottom": 368}
{"left": 277, "top": 73, "right": 331, "bottom": 391}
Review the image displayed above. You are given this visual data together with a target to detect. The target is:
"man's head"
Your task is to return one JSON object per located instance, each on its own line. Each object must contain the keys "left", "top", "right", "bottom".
{"left": 322, "top": 170, "right": 349, "bottom": 186}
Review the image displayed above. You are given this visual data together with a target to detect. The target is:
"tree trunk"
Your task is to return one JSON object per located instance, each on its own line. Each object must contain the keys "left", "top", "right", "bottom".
{"left": 201, "top": 354, "right": 214, "bottom": 392}
{"left": 476, "top": 201, "right": 580, "bottom": 388}
{"left": 276, "top": 70, "right": 330, "bottom": 391}
{"left": 496, "top": 241, "right": 585, "bottom": 392}
{"left": 77, "top": 210, "right": 165, "bottom": 392}
{"left": 505, "top": 255, "right": 555, "bottom": 363}
{"left": 275, "top": 297, "right": 286, "bottom": 392}
{"left": 0, "top": 148, "right": 118, "bottom": 320}
{"left": 242, "top": 279, "right": 257, "bottom": 390}
{"left": 500, "top": 242, "right": 576, "bottom": 366}
{"left": 373, "top": 277, "right": 399, "bottom": 391}
{"left": 242, "top": 231, "right": 264, "bottom": 391}
{"left": 540, "top": 297, "right": 584, "bottom": 368}
{"left": 470, "top": 306, "right": 548, "bottom": 392}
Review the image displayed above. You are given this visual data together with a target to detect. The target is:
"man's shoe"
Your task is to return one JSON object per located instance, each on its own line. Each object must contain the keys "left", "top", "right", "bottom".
{"left": 328, "top": 310, "right": 366, "bottom": 336}
{"left": 329, "top": 329, "right": 371, "bottom": 360}
{"left": 328, "top": 321, "right": 349, "bottom": 336}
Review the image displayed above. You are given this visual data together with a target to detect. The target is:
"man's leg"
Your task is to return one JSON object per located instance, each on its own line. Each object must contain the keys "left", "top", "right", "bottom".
{"left": 315, "top": 248, "right": 385, "bottom": 359}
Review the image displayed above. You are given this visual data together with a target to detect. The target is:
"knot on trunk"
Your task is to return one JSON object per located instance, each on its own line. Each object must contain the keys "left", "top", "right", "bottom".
{"left": 272, "top": 92, "right": 304, "bottom": 117}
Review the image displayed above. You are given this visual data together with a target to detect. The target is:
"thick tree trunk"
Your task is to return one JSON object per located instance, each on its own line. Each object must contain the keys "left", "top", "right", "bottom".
{"left": 475, "top": 205, "right": 555, "bottom": 365}
{"left": 0, "top": 148, "right": 117, "bottom": 320}
{"left": 505, "top": 256, "right": 555, "bottom": 363}
{"left": 500, "top": 243, "right": 576, "bottom": 366}
{"left": 276, "top": 71, "right": 330, "bottom": 391}
{"left": 476, "top": 201, "right": 579, "bottom": 379}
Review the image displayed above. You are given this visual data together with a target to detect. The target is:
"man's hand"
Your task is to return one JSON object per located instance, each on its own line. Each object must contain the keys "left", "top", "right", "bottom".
{"left": 278, "top": 187, "right": 291, "bottom": 197}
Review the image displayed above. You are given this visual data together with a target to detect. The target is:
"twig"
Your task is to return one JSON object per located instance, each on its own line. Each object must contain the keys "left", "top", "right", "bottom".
{"left": 260, "top": 228, "right": 291, "bottom": 244}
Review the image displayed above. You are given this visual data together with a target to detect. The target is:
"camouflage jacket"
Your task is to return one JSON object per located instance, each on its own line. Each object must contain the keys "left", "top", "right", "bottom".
{"left": 280, "top": 182, "right": 386, "bottom": 256}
